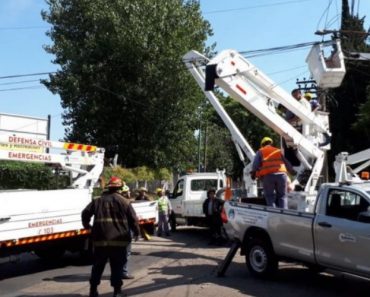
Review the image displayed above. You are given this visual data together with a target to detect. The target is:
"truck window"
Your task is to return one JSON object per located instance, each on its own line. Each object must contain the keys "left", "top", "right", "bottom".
{"left": 191, "top": 179, "right": 217, "bottom": 191}
{"left": 326, "top": 190, "right": 370, "bottom": 221}
{"left": 172, "top": 179, "right": 184, "bottom": 198}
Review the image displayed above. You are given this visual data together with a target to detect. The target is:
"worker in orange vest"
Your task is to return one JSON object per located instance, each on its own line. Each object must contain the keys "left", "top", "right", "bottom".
{"left": 250, "top": 137, "right": 296, "bottom": 208}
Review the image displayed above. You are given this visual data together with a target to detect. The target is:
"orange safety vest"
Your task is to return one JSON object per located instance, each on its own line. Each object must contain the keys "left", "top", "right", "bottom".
{"left": 256, "top": 145, "right": 287, "bottom": 177}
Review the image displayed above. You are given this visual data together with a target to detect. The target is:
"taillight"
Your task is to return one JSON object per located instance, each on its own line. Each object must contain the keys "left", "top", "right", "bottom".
{"left": 221, "top": 207, "right": 228, "bottom": 223}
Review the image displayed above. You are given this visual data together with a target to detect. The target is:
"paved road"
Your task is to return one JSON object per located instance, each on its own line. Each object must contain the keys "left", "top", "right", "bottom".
{"left": 1, "top": 227, "right": 369, "bottom": 297}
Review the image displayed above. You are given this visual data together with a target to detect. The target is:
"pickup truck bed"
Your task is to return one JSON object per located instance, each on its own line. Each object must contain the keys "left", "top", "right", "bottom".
{"left": 222, "top": 183, "right": 370, "bottom": 280}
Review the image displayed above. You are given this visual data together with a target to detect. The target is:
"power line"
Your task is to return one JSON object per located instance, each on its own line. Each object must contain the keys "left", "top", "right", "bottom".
{"left": 239, "top": 41, "right": 322, "bottom": 56}
{"left": 0, "top": 85, "right": 44, "bottom": 92}
{"left": 0, "top": 79, "right": 41, "bottom": 86}
{"left": 203, "top": 0, "right": 312, "bottom": 15}
{"left": 267, "top": 65, "right": 307, "bottom": 75}
{"left": 0, "top": 72, "right": 55, "bottom": 80}
{"left": 0, "top": 26, "right": 49, "bottom": 31}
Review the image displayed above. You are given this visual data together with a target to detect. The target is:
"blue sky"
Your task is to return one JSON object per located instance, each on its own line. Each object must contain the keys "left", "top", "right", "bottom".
{"left": 0, "top": 0, "right": 369, "bottom": 141}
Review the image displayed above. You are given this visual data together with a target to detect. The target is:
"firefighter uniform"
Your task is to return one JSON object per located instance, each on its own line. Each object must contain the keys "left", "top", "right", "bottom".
{"left": 82, "top": 177, "right": 139, "bottom": 297}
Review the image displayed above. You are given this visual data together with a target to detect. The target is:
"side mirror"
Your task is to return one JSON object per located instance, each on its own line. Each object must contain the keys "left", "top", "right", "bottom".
{"left": 358, "top": 211, "right": 370, "bottom": 223}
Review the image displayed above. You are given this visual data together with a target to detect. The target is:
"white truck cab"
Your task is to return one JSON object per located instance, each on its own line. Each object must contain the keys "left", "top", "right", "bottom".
{"left": 169, "top": 170, "right": 226, "bottom": 229}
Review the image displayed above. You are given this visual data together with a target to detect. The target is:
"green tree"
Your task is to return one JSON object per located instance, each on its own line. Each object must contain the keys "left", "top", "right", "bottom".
{"left": 42, "top": 0, "right": 212, "bottom": 169}
{"left": 203, "top": 96, "right": 276, "bottom": 179}
{"left": 328, "top": 0, "right": 370, "bottom": 158}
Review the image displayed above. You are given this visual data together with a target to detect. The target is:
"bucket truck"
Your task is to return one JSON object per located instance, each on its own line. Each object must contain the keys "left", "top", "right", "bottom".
{"left": 185, "top": 41, "right": 370, "bottom": 279}
{"left": 183, "top": 40, "right": 346, "bottom": 210}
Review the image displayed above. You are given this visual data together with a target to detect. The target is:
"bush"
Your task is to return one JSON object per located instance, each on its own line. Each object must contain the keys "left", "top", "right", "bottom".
{"left": 0, "top": 161, "right": 68, "bottom": 190}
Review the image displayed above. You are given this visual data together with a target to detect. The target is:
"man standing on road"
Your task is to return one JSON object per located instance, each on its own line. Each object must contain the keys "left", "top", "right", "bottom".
{"left": 250, "top": 137, "right": 295, "bottom": 209}
{"left": 82, "top": 176, "right": 139, "bottom": 297}
{"left": 155, "top": 188, "right": 172, "bottom": 237}
{"left": 202, "top": 188, "right": 224, "bottom": 245}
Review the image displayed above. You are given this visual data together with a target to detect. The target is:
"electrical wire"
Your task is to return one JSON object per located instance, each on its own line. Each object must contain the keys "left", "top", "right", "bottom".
{"left": 0, "top": 85, "right": 44, "bottom": 92}
{"left": 0, "top": 26, "right": 49, "bottom": 31}
{"left": 203, "top": 0, "right": 312, "bottom": 15}
{"left": 316, "top": 0, "right": 335, "bottom": 32}
{"left": 0, "top": 72, "right": 55, "bottom": 80}
{"left": 239, "top": 41, "right": 324, "bottom": 56}
{"left": 324, "top": 0, "right": 334, "bottom": 30}
{"left": 0, "top": 79, "right": 41, "bottom": 86}
{"left": 267, "top": 65, "right": 307, "bottom": 76}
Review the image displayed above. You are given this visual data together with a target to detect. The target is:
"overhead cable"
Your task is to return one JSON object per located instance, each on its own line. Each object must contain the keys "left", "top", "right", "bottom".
{"left": 0, "top": 72, "right": 55, "bottom": 80}
{"left": 203, "top": 0, "right": 312, "bottom": 15}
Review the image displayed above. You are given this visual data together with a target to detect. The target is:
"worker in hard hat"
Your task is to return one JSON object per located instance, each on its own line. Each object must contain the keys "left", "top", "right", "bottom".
{"left": 82, "top": 176, "right": 139, "bottom": 297}
{"left": 250, "top": 137, "right": 296, "bottom": 209}
{"left": 304, "top": 92, "right": 320, "bottom": 112}
{"left": 135, "top": 187, "right": 151, "bottom": 201}
{"left": 285, "top": 89, "right": 311, "bottom": 133}
{"left": 155, "top": 188, "right": 172, "bottom": 237}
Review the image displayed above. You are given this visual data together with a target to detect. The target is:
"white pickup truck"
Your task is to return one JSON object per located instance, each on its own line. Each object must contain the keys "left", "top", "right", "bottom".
{"left": 169, "top": 170, "right": 226, "bottom": 230}
{"left": 222, "top": 182, "right": 370, "bottom": 279}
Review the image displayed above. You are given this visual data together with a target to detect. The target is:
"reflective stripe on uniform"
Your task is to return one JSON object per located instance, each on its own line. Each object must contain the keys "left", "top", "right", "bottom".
{"left": 94, "top": 218, "right": 127, "bottom": 223}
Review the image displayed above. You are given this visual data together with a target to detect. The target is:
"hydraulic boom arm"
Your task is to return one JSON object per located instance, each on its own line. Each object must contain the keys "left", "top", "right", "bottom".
{"left": 184, "top": 48, "right": 333, "bottom": 194}
{"left": 183, "top": 51, "right": 257, "bottom": 197}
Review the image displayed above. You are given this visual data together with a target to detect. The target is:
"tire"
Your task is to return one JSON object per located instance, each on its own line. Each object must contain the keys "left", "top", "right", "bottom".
{"left": 169, "top": 212, "right": 177, "bottom": 232}
{"left": 246, "top": 238, "right": 278, "bottom": 278}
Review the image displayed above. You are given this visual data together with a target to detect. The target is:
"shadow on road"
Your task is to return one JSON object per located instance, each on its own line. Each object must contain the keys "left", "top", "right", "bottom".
{"left": 16, "top": 295, "right": 83, "bottom": 297}
{"left": 0, "top": 253, "right": 91, "bottom": 281}
{"left": 127, "top": 233, "right": 370, "bottom": 297}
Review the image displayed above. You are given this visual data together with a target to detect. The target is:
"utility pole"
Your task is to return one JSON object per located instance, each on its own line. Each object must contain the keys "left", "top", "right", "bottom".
{"left": 197, "top": 120, "right": 201, "bottom": 172}
{"left": 296, "top": 77, "right": 329, "bottom": 183}
{"left": 203, "top": 121, "right": 208, "bottom": 172}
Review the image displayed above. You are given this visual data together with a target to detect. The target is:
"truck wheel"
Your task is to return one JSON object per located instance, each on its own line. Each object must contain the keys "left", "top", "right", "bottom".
{"left": 169, "top": 213, "right": 177, "bottom": 232}
{"left": 246, "top": 238, "right": 277, "bottom": 278}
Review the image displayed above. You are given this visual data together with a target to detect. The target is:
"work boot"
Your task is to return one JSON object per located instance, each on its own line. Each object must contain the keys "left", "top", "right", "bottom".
{"left": 113, "top": 287, "right": 126, "bottom": 297}
{"left": 89, "top": 286, "right": 99, "bottom": 297}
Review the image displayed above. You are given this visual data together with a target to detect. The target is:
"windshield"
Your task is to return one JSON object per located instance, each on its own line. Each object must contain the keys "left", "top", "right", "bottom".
{"left": 191, "top": 179, "right": 218, "bottom": 191}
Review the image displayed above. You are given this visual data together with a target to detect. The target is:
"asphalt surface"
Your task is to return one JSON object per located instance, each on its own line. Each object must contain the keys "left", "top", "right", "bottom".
{"left": 1, "top": 227, "right": 370, "bottom": 297}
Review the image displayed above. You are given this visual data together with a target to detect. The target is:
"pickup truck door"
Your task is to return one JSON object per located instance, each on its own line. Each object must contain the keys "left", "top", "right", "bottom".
{"left": 170, "top": 179, "right": 185, "bottom": 216}
{"left": 314, "top": 189, "right": 370, "bottom": 276}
